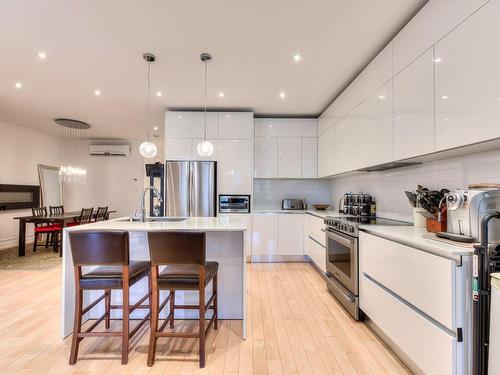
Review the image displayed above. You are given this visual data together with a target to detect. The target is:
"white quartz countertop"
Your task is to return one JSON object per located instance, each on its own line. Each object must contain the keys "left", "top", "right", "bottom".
{"left": 253, "top": 208, "right": 339, "bottom": 219}
{"left": 359, "top": 225, "right": 475, "bottom": 260}
{"left": 63, "top": 216, "right": 248, "bottom": 232}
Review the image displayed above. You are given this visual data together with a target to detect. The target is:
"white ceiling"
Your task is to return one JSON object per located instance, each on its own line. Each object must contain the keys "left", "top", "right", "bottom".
{"left": 0, "top": 0, "right": 427, "bottom": 139}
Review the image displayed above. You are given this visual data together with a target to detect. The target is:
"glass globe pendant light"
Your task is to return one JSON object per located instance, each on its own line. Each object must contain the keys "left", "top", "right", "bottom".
{"left": 197, "top": 53, "right": 214, "bottom": 157}
{"left": 139, "top": 53, "right": 158, "bottom": 158}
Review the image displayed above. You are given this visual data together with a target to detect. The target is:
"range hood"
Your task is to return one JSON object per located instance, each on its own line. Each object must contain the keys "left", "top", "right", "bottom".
{"left": 357, "top": 161, "right": 422, "bottom": 172}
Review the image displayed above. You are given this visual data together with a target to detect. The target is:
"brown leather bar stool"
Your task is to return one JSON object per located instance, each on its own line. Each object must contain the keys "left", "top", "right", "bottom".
{"left": 68, "top": 230, "right": 151, "bottom": 365}
{"left": 147, "top": 232, "right": 218, "bottom": 368}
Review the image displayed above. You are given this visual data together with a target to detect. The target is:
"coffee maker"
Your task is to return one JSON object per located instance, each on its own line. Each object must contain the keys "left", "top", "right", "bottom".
{"left": 446, "top": 188, "right": 500, "bottom": 242}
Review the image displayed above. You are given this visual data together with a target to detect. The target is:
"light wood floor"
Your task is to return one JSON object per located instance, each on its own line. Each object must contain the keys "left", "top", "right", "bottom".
{"left": 0, "top": 261, "right": 411, "bottom": 374}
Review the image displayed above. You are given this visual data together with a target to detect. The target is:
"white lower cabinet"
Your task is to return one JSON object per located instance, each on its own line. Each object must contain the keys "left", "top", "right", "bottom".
{"left": 219, "top": 214, "right": 252, "bottom": 257}
{"left": 278, "top": 214, "right": 303, "bottom": 255}
{"left": 252, "top": 213, "right": 305, "bottom": 257}
{"left": 305, "top": 214, "right": 326, "bottom": 272}
{"left": 251, "top": 214, "right": 279, "bottom": 256}
{"left": 359, "top": 232, "right": 468, "bottom": 375}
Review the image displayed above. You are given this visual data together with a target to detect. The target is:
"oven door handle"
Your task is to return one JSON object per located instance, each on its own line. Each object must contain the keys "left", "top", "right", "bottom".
{"left": 321, "top": 228, "right": 355, "bottom": 247}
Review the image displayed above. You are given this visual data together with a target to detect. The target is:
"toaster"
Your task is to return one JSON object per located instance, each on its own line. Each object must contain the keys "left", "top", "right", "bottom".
{"left": 446, "top": 188, "right": 500, "bottom": 242}
{"left": 282, "top": 199, "right": 305, "bottom": 210}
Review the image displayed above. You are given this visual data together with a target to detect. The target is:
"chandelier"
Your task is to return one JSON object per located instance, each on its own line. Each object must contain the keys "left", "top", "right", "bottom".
{"left": 55, "top": 118, "right": 90, "bottom": 184}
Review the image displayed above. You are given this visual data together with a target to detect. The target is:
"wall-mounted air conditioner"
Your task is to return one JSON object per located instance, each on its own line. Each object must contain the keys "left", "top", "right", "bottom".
{"left": 89, "top": 144, "right": 131, "bottom": 156}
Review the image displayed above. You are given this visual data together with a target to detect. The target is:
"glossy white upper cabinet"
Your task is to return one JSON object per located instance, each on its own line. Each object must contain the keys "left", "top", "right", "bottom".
{"left": 218, "top": 112, "right": 253, "bottom": 139}
{"left": 217, "top": 139, "right": 252, "bottom": 194}
{"left": 435, "top": 0, "right": 500, "bottom": 151}
{"left": 254, "top": 137, "right": 278, "bottom": 178}
{"left": 393, "top": 0, "right": 488, "bottom": 74}
{"left": 165, "top": 138, "right": 192, "bottom": 160}
{"left": 301, "top": 138, "right": 318, "bottom": 178}
{"left": 278, "top": 138, "right": 302, "bottom": 178}
{"left": 318, "top": 121, "right": 345, "bottom": 177}
{"left": 254, "top": 118, "right": 317, "bottom": 137}
{"left": 165, "top": 111, "right": 218, "bottom": 139}
{"left": 327, "top": 43, "right": 393, "bottom": 124}
{"left": 346, "top": 81, "right": 394, "bottom": 170}
{"left": 252, "top": 214, "right": 279, "bottom": 256}
{"left": 393, "top": 48, "right": 435, "bottom": 160}
{"left": 278, "top": 214, "right": 304, "bottom": 256}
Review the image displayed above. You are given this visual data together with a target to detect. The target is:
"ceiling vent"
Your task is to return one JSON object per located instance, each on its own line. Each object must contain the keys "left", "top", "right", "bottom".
{"left": 89, "top": 144, "right": 131, "bottom": 156}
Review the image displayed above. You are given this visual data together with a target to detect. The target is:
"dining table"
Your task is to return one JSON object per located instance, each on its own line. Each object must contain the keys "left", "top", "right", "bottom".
{"left": 13, "top": 210, "right": 116, "bottom": 256}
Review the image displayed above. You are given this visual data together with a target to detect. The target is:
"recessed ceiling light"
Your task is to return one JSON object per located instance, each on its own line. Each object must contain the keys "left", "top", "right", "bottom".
{"left": 279, "top": 91, "right": 286, "bottom": 99}
{"left": 153, "top": 126, "right": 158, "bottom": 131}
{"left": 37, "top": 51, "right": 48, "bottom": 59}
{"left": 156, "top": 91, "right": 163, "bottom": 97}
{"left": 293, "top": 54, "right": 302, "bottom": 62}
{"left": 14, "top": 82, "right": 23, "bottom": 89}
{"left": 378, "top": 94, "right": 386, "bottom": 100}
{"left": 94, "top": 90, "right": 101, "bottom": 96}
{"left": 219, "top": 92, "right": 225, "bottom": 98}
{"left": 441, "top": 95, "right": 448, "bottom": 99}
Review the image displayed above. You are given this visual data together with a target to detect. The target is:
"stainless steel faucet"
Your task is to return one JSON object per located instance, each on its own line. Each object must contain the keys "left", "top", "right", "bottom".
{"left": 140, "top": 186, "right": 163, "bottom": 222}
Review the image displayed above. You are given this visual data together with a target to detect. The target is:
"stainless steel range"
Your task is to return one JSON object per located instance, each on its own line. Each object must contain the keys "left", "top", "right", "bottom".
{"left": 323, "top": 215, "right": 410, "bottom": 320}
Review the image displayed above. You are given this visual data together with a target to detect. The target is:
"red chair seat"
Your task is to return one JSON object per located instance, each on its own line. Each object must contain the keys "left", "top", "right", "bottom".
{"left": 34, "top": 225, "right": 61, "bottom": 233}
{"left": 67, "top": 222, "right": 79, "bottom": 227}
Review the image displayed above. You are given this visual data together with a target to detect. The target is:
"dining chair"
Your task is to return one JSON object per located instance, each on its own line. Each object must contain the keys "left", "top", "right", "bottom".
{"left": 49, "top": 205, "right": 64, "bottom": 215}
{"left": 68, "top": 230, "right": 151, "bottom": 365}
{"left": 68, "top": 208, "right": 94, "bottom": 227}
{"left": 146, "top": 231, "right": 218, "bottom": 368}
{"left": 32, "top": 207, "right": 61, "bottom": 252}
{"left": 94, "top": 206, "right": 108, "bottom": 222}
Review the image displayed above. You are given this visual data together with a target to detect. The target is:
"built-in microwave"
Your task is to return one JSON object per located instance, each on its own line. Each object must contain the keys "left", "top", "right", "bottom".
{"left": 218, "top": 195, "right": 250, "bottom": 213}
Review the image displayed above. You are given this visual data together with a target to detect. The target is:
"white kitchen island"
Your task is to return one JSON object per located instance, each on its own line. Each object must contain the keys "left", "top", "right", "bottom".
{"left": 61, "top": 216, "right": 248, "bottom": 339}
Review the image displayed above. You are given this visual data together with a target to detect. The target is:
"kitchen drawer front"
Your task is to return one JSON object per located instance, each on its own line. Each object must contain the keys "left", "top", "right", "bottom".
{"left": 360, "top": 274, "right": 456, "bottom": 375}
{"left": 308, "top": 236, "right": 326, "bottom": 273}
{"left": 359, "top": 232, "right": 456, "bottom": 330}
{"left": 306, "top": 214, "right": 324, "bottom": 244}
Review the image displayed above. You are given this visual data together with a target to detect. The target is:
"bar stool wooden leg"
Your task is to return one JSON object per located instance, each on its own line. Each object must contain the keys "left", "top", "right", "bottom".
{"left": 69, "top": 273, "right": 83, "bottom": 365}
{"left": 170, "top": 290, "right": 175, "bottom": 329}
{"left": 199, "top": 269, "right": 206, "bottom": 368}
{"left": 213, "top": 274, "right": 218, "bottom": 329}
{"left": 104, "top": 289, "right": 111, "bottom": 329}
{"left": 33, "top": 233, "right": 38, "bottom": 252}
{"left": 147, "top": 269, "right": 159, "bottom": 367}
{"left": 121, "top": 267, "right": 130, "bottom": 365}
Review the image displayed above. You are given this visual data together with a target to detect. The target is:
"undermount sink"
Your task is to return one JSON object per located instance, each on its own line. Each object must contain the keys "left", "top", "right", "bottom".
{"left": 118, "top": 217, "right": 188, "bottom": 222}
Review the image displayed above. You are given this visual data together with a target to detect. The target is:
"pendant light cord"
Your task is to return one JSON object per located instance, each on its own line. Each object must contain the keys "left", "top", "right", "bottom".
{"left": 203, "top": 59, "right": 208, "bottom": 141}
{"left": 147, "top": 60, "right": 151, "bottom": 142}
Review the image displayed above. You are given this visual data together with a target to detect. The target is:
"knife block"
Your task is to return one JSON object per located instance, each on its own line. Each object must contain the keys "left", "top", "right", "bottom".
{"left": 426, "top": 207, "right": 447, "bottom": 233}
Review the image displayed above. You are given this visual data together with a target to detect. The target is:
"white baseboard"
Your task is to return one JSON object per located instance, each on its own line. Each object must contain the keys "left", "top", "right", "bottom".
{"left": 0, "top": 235, "right": 34, "bottom": 250}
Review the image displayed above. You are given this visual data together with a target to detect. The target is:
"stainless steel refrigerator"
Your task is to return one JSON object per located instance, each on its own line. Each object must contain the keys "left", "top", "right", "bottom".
{"left": 165, "top": 161, "right": 216, "bottom": 217}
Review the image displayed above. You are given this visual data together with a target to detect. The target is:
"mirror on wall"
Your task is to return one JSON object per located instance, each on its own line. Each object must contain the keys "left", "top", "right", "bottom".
{"left": 37, "top": 164, "right": 63, "bottom": 207}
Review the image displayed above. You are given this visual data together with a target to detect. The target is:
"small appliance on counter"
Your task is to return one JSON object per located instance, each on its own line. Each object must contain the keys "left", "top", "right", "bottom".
{"left": 339, "top": 192, "right": 375, "bottom": 217}
{"left": 219, "top": 195, "right": 250, "bottom": 213}
{"left": 282, "top": 199, "right": 306, "bottom": 210}
{"left": 437, "top": 188, "right": 500, "bottom": 243}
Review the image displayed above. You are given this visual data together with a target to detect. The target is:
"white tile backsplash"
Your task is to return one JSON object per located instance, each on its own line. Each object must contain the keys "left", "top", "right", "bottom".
{"left": 329, "top": 149, "right": 500, "bottom": 222}
{"left": 253, "top": 179, "right": 331, "bottom": 209}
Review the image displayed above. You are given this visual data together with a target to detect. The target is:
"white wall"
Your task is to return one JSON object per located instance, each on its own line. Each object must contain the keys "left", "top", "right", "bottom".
{"left": 253, "top": 179, "right": 331, "bottom": 209}
{"left": 0, "top": 120, "right": 59, "bottom": 249}
{"left": 329, "top": 149, "right": 500, "bottom": 222}
{"left": 0, "top": 120, "right": 162, "bottom": 250}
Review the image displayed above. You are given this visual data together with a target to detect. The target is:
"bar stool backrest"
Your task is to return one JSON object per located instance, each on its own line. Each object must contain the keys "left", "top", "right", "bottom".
{"left": 49, "top": 205, "right": 64, "bottom": 215}
{"left": 147, "top": 232, "right": 206, "bottom": 266}
{"left": 69, "top": 230, "right": 129, "bottom": 266}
